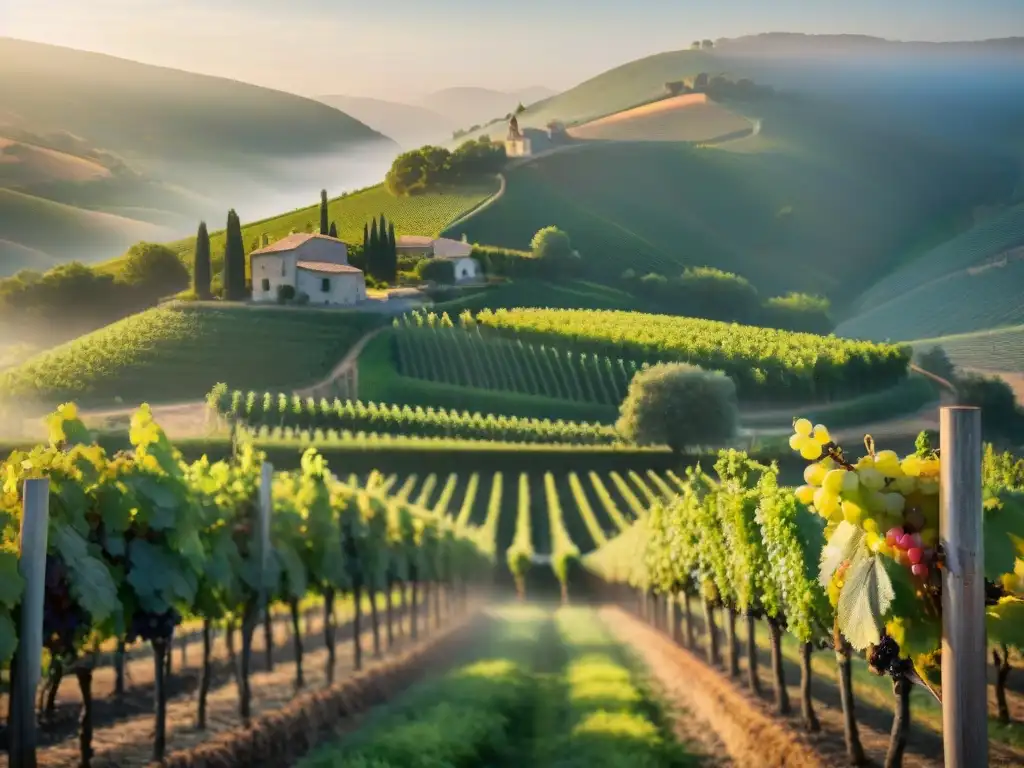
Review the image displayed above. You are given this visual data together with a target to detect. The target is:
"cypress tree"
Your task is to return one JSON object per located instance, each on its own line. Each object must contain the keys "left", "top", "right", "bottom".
{"left": 319, "top": 189, "right": 329, "bottom": 235}
{"left": 368, "top": 218, "right": 380, "bottom": 281}
{"left": 328, "top": 221, "right": 338, "bottom": 239}
{"left": 193, "top": 221, "right": 212, "bottom": 299}
{"left": 387, "top": 220, "right": 397, "bottom": 283}
{"left": 223, "top": 209, "right": 246, "bottom": 300}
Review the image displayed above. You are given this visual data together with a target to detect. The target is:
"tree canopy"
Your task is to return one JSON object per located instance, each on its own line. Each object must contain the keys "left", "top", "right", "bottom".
{"left": 385, "top": 138, "right": 505, "bottom": 196}
{"left": 616, "top": 362, "right": 738, "bottom": 453}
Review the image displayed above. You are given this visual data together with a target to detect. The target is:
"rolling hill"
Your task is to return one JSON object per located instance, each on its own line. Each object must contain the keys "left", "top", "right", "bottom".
{"left": 0, "top": 303, "right": 384, "bottom": 409}
{"left": 97, "top": 181, "right": 500, "bottom": 279}
{"left": 565, "top": 93, "right": 752, "bottom": 142}
{"left": 835, "top": 203, "right": 1024, "bottom": 342}
{"left": 0, "top": 37, "right": 398, "bottom": 270}
{"left": 446, "top": 96, "right": 1007, "bottom": 297}
{"left": 910, "top": 324, "right": 1024, "bottom": 375}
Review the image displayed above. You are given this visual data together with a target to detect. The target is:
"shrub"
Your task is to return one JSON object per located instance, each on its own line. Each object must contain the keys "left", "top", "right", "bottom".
{"left": 914, "top": 345, "right": 957, "bottom": 384}
{"left": 616, "top": 362, "right": 738, "bottom": 452}
{"left": 118, "top": 242, "right": 190, "bottom": 295}
{"left": 956, "top": 372, "right": 1024, "bottom": 443}
{"left": 295, "top": 291, "right": 310, "bottom": 306}
{"left": 760, "top": 292, "right": 832, "bottom": 334}
{"left": 531, "top": 226, "right": 573, "bottom": 261}
{"left": 416, "top": 258, "right": 456, "bottom": 285}
{"left": 277, "top": 284, "right": 296, "bottom": 304}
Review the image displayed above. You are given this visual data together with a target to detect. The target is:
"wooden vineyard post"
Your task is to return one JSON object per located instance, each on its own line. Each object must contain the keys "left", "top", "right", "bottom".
{"left": 9, "top": 478, "right": 50, "bottom": 768}
{"left": 939, "top": 406, "right": 987, "bottom": 768}
{"left": 259, "top": 462, "right": 273, "bottom": 669}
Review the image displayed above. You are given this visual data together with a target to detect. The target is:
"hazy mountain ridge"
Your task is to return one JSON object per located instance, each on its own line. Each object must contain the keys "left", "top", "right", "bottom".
{"left": 0, "top": 37, "right": 400, "bottom": 273}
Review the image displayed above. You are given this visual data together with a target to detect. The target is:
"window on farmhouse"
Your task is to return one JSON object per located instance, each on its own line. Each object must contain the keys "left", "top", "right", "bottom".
{"left": 321, "top": 277, "right": 330, "bottom": 292}
{"left": 261, "top": 278, "right": 270, "bottom": 291}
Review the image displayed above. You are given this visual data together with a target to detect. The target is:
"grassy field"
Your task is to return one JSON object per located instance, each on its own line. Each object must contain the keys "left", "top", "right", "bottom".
{"left": 300, "top": 606, "right": 697, "bottom": 768}
{"left": 96, "top": 182, "right": 498, "bottom": 278}
{"left": 567, "top": 96, "right": 752, "bottom": 143}
{"left": 911, "top": 324, "right": 1024, "bottom": 374}
{"left": 0, "top": 303, "right": 383, "bottom": 409}
{"left": 447, "top": 101, "right": 1002, "bottom": 297}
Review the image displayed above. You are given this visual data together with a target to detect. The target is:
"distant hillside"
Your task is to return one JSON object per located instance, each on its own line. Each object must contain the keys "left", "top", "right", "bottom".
{"left": 316, "top": 94, "right": 456, "bottom": 149}
{"left": 0, "top": 187, "right": 170, "bottom": 268}
{"left": 421, "top": 86, "right": 557, "bottom": 130}
{"left": 0, "top": 37, "right": 398, "bottom": 270}
{"left": 717, "top": 32, "right": 1024, "bottom": 56}
{"left": 836, "top": 203, "right": 1024, "bottom": 342}
{"left": 447, "top": 95, "right": 1010, "bottom": 298}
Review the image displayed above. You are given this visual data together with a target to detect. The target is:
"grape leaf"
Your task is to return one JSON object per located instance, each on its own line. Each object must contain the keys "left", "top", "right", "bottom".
{"left": 0, "top": 608, "right": 17, "bottom": 663}
{"left": 837, "top": 554, "right": 895, "bottom": 650}
{"left": 129, "top": 476, "right": 180, "bottom": 531}
{"left": 0, "top": 552, "right": 24, "bottom": 609}
{"left": 887, "top": 614, "right": 942, "bottom": 661}
{"left": 275, "top": 542, "right": 308, "bottom": 599}
{"left": 985, "top": 499, "right": 1024, "bottom": 580}
{"left": 819, "top": 521, "right": 866, "bottom": 588}
{"left": 127, "top": 539, "right": 198, "bottom": 613}
{"left": 987, "top": 597, "right": 1024, "bottom": 650}
{"left": 53, "top": 526, "right": 119, "bottom": 623}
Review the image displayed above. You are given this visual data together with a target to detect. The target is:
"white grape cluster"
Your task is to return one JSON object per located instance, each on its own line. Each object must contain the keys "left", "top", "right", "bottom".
{"left": 790, "top": 418, "right": 939, "bottom": 581}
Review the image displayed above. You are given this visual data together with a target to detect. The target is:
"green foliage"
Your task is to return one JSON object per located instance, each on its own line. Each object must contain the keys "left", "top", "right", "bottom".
{"left": 913, "top": 346, "right": 956, "bottom": 383}
{"left": 222, "top": 209, "right": 247, "bottom": 300}
{"left": 956, "top": 371, "right": 1024, "bottom": 442}
{"left": 506, "top": 473, "right": 533, "bottom": 594}
{"left": 910, "top": 324, "right": 1024, "bottom": 376}
{"left": 755, "top": 471, "right": 830, "bottom": 643}
{"left": 616, "top": 363, "right": 738, "bottom": 452}
{"left": 393, "top": 311, "right": 642, "bottom": 411}
{"left": 119, "top": 242, "right": 190, "bottom": 296}
{"left": 192, "top": 222, "right": 212, "bottom": 300}
{"left": 474, "top": 307, "right": 911, "bottom": 402}
{"left": 415, "top": 258, "right": 455, "bottom": 284}
{"left": 0, "top": 304, "right": 383, "bottom": 407}
{"left": 214, "top": 387, "right": 618, "bottom": 446}
{"left": 386, "top": 138, "right": 504, "bottom": 196}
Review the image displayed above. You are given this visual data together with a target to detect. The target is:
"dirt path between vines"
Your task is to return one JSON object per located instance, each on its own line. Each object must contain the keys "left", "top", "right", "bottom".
{"left": 602, "top": 605, "right": 1024, "bottom": 768}
{"left": 1, "top": 595, "right": 469, "bottom": 768}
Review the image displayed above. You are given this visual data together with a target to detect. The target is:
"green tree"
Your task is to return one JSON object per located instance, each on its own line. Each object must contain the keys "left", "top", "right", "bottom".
{"left": 319, "top": 189, "right": 329, "bottom": 235}
{"left": 616, "top": 362, "right": 738, "bottom": 453}
{"left": 328, "top": 221, "right": 338, "bottom": 239}
{"left": 530, "top": 225, "right": 580, "bottom": 276}
{"left": 192, "top": 221, "right": 212, "bottom": 299}
{"left": 691, "top": 40, "right": 701, "bottom": 49}
{"left": 515, "top": 102, "right": 526, "bottom": 114}
{"left": 120, "top": 242, "right": 189, "bottom": 296}
{"left": 368, "top": 218, "right": 380, "bottom": 281}
{"left": 223, "top": 209, "right": 247, "bottom": 300}
{"left": 702, "top": 39, "right": 714, "bottom": 49}
{"left": 386, "top": 220, "right": 398, "bottom": 283}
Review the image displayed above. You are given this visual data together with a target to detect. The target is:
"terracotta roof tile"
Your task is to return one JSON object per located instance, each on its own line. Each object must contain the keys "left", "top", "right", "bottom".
{"left": 296, "top": 260, "right": 363, "bottom": 274}
{"left": 250, "top": 232, "right": 347, "bottom": 256}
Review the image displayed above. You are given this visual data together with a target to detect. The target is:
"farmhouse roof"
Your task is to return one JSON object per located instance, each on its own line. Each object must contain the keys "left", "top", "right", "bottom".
{"left": 250, "top": 232, "right": 347, "bottom": 256}
{"left": 296, "top": 260, "right": 363, "bottom": 275}
{"left": 431, "top": 238, "right": 473, "bottom": 259}
{"left": 396, "top": 235, "right": 434, "bottom": 247}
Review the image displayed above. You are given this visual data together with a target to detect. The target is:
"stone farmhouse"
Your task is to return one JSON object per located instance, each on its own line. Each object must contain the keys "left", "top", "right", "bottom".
{"left": 249, "top": 232, "right": 367, "bottom": 305}
{"left": 397, "top": 235, "right": 481, "bottom": 282}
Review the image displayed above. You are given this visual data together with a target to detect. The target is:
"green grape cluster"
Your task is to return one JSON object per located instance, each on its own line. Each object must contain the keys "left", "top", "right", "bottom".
{"left": 791, "top": 418, "right": 939, "bottom": 581}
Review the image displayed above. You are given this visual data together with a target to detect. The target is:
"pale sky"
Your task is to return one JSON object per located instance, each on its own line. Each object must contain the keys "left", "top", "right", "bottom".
{"left": 3, "top": 0, "right": 1023, "bottom": 101}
